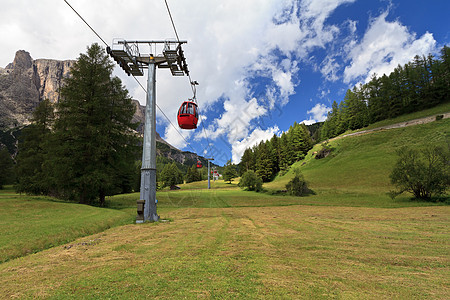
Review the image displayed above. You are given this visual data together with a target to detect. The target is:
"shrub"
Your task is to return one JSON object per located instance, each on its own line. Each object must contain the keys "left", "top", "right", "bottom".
{"left": 285, "top": 168, "right": 311, "bottom": 196}
{"left": 315, "top": 142, "right": 333, "bottom": 159}
{"left": 239, "top": 170, "right": 263, "bottom": 192}
{"left": 390, "top": 146, "right": 449, "bottom": 200}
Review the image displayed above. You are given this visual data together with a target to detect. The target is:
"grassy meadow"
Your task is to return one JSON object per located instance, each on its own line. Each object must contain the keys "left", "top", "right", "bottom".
{"left": 0, "top": 204, "right": 448, "bottom": 299}
{"left": 0, "top": 110, "right": 449, "bottom": 298}
{"left": 266, "top": 115, "right": 449, "bottom": 201}
{"left": 0, "top": 187, "right": 133, "bottom": 263}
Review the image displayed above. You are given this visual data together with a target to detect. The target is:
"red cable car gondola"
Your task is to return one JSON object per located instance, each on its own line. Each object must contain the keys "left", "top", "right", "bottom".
{"left": 196, "top": 160, "right": 202, "bottom": 168}
{"left": 177, "top": 101, "right": 198, "bottom": 130}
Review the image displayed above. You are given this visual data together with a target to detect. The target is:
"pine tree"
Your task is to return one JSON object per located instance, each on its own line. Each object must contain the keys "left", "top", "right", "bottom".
{"left": 434, "top": 46, "right": 450, "bottom": 103}
{"left": 367, "top": 74, "right": 388, "bottom": 123}
{"left": 279, "top": 132, "right": 291, "bottom": 171}
{"left": 49, "top": 43, "right": 138, "bottom": 205}
{"left": 320, "top": 101, "right": 339, "bottom": 139}
{"left": 343, "top": 88, "right": 368, "bottom": 130}
{"left": 255, "top": 141, "right": 274, "bottom": 182}
{"left": 240, "top": 148, "right": 254, "bottom": 175}
{"left": 15, "top": 99, "right": 54, "bottom": 194}
{"left": 185, "top": 164, "right": 202, "bottom": 183}
{"left": 298, "top": 123, "right": 313, "bottom": 155}
{"left": 0, "top": 147, "right": 14, "bottom": 189}
{"left": 222, "top": 160, "right": 238, "bottom": 183}
{"left": 160, "top": 162, "right": 183, "bottom": 187}
{"left": 269, "top": 134, "right": 280, "bottom": 175}
{"left": 287, "top": 122, "right": 313, "bottom": 162}
{"left": 387, "top": 66, "right": 405, "bottom": 118}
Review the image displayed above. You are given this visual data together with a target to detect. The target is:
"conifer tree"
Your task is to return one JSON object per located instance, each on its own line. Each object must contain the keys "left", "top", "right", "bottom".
{"left": 342, "top": 88, "right": 368, "bottom": 130}
{"left": 434, "top": 46, "right": 450, "bottom": 102}
{"left": 185, "top": 164, "right": 202, "bottom": 183}
{"left": 49, "top": 43, "right": 138, "bottom": 205}
{"left": 269, "top": 134, "right": 280, "bottom": 175}
{"left": 240, "top": 148, "right": 254, "bottom": 175}
{"left": 255, "top": 141, "right": 274, "bottom": 182}
{"left": 222, "top": 159, "right": 238, "bottom": 183}
{"left": 0, "top": 147, "right": 14, "bottom": 189}
{"left": 367, "top": 74, "right": 387, "bottom": 123}
{"left": 160, "top": 162, "right": 183, "bottom": 187}
{"left": 15, "top": 99, "right": 54, "bottom": 194}
{"left": 279, "top": 132, "right": 291, "bottom": 171}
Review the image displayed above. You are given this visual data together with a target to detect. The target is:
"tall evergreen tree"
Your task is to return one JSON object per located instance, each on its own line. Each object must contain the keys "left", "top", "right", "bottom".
{"left": 367, "top": 74, "right": 387, "bottom": 123}
{"left": 0, "top": 147, "right": 14, "bottom": 189}
{"left": 160, "top": 162, "right": 183, "bottom": 187}
{"left": 269, "top": 134, "right": 280, "bottom": 175}
{"left": 240, "top": 148, "right": 254, "bottom": 175}
{"left": 434, "top": 46, "right": 450, "bottom": 103}
{"left": 49, "top": 43, "right": 138, "bottom": 205}
{"left": 320, "top": 101, "right": 340, "bottom": 140}
{"left": 387, "top": 66, "right": 405, "bottom": 118}
{"left": 222, "top": 159, "right": 238, "bottom": 183}
{"left": 279, "top": 132, "right": 291, "bottom": 171}
{"left": 185, "top": 164, "right": 202, "bottom": 183}
{"left": 15, "top": 99, "right": 54, "bottom": 194}
{"left": 255, "top": 141, "right": 274, "bottom": 182}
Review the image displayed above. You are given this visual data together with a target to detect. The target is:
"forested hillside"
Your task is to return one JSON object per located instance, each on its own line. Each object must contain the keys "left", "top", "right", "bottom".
{"left": 320, "top": 46, "right": 449, "bottom": 140}
{"left": 238, "top": 122, "right": 313, "bottom": 182}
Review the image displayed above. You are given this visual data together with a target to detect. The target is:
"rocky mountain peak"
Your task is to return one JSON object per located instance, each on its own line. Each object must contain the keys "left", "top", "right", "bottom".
{"left": 0, "top": 50, "right": 74, "bottom": 128}
{"left": 8, "top": 50, "right": 33, "bottom": 70}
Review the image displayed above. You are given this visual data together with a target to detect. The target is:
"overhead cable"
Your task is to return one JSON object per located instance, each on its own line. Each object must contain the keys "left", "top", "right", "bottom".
{"left": 163, "top": 0, "right": 214, "bottom": 157}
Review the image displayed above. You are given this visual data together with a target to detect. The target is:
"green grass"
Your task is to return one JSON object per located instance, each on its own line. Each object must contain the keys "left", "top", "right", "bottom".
{"left": 0, "top": 186, "right": 133, "bottom": 263}
{"left": 266, "top": 117, "right": 449, "bottom": 204}
{"left": 345, "top": 101, "right": 450, "bottom": 133}
{"left": 0, "top": 205, "right": 448, "bottom": 299}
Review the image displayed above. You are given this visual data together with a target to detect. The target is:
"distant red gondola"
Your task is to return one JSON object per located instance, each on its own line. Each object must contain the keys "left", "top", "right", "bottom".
{"left": 196, "top": 160, "right": 202, "bottom": 168}
{"left": 177, "top": 101, "right": 198, "bottom": 129}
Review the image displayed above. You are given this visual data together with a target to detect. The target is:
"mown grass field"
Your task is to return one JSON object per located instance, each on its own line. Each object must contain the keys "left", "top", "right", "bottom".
{"left": 0, "top": 204, "right": 448, "bottom": 299}
{"left": 0, "top": 110, "right": 448, "bottom": 299}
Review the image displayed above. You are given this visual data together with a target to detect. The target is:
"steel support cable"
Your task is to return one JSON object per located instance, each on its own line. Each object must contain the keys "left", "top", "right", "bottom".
{"left": 164, "top": 0, "right": 214, "bottom": 157}
{"left": 164, "top": 0, "right": 180, "bottom": 41}
{"left": 164, "top": 0, "right": 196, "bottom": 98}
{"left": 63, "top": 0, "right": 108, "bottom": 47}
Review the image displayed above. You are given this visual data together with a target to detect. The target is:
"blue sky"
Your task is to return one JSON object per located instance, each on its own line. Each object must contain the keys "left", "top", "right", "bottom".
{"left": 1, "top": 0, "right": 449, "bottom": 165}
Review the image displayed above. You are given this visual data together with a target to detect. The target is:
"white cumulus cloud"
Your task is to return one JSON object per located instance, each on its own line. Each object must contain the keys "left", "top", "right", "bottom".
{"left": 231, "top": 126, "right": 280, "bottom": 163}
{"left": 344, "top": 10, "right": 436, "bottom": 83}
{"left": 302, "top": 103, "right": 330, "bottom": 125}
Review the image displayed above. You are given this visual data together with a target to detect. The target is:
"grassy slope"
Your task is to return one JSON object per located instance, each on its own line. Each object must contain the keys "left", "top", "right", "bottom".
{"left": 265, "top": 117, "right": 449, "bottom": 205}
{"left": 354, "top": 101, "right": 450, "bottom": 131}
{"left": 0, "top": 187, "right": 133, "bottom": 263}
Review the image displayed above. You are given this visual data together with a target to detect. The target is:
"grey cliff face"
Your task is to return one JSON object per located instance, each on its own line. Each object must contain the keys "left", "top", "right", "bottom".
{"left": 0, "top": 50, "right": 74, "bottom": 129}
{"left": 34, "top": 59, "right": 73, "bottom": 104}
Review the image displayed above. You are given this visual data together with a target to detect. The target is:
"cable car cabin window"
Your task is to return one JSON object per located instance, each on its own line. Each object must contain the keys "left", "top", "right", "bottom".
{"left": 180, "top": 103, "right": 187, "bottom": 114}
{"left": 188, "top": 103, "right": 195, "bottom": 115}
